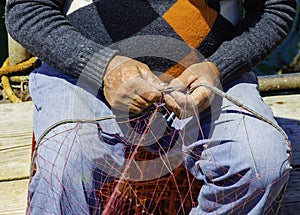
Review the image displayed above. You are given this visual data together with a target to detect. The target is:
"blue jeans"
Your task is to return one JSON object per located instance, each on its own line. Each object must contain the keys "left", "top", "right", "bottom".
{"left": 27, "top": 63, "right": 291, "bottom": 214}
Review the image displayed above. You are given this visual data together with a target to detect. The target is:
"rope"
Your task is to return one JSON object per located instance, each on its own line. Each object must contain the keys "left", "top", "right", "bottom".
{"left": 10, "top": 75, "right": 29, "bottom": 82}
{"left": 0, "top": 57, "right": 36, "bottom": 76}
{"left": 1, "top": 75, "right": 21, "bottom": 103}
{"left": 0, "top": 57, "right": 36, "bottom": 103}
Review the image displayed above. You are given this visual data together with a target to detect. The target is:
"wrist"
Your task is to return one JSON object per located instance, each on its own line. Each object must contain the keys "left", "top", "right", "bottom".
{"left": 203, "top": 59, "right": 220, "bottom": 79}
{"left": 106, "top": 55, "right": 130, "bottom": 73}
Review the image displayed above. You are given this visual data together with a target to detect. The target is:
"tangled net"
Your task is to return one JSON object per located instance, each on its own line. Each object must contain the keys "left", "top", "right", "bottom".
{"left": 29, "top": 85, "right": 290, "bottom": 215}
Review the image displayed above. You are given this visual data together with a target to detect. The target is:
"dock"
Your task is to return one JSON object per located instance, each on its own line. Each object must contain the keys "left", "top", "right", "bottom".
{"left": 0, "top": 94, "right": 299, "bottom": 214}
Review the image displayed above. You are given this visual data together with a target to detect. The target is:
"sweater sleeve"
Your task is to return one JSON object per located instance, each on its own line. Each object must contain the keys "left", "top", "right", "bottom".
{"left": 207, "top": 0, "right": 297, "bottom": 84}
{"left": 5, "top": 0, "right": 118, "bottom": 88}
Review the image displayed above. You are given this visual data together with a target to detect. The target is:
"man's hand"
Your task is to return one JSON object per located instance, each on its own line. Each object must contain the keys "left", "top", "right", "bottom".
{"left": 103, "top": 55, "right": 165, "bottom": 113}
{"left": 163, "top": 61, "right": 221, "bottom": 118}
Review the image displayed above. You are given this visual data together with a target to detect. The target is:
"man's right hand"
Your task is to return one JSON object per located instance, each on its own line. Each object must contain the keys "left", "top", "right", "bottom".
{"left": 103, "top": 55, "right": 165, "bottom": 113}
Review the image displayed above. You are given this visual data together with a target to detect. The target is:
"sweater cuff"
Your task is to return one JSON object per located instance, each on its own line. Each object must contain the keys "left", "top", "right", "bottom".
{"left": 76, "top": 44, "right": 119, "bottom": 90}
{"left": 207, "top": 47, "right": 252, "bottom": 85}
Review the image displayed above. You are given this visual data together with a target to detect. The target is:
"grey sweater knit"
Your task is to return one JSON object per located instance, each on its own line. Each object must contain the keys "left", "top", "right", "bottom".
{"left": 5, "top": 0, "right": 296, "bottom": 88}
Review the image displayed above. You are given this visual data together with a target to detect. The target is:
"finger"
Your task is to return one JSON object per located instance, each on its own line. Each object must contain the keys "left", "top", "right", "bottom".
{"left": 168, "top": 78, "right": 186, "bottom": 91}
{"left": 129, "top": 104, "right": 143, "bottom": 114}
{"left": 170, "top": 91, "right": 195, "bottom": 108}
{"left": 150, "top": 77, "right": 168, "bottom": 92}
{"left": 129, "top": 93, "right": 156, "bottom": 109}
{"left": 135, "top": 78, "right": 163, "bottom": 103}
{"left": 110, "top": 95, "right": 133, "bottom": 111}
{"left": 112, "top": 77, "right": 161, "bottom": 112}
{"left": 134, "top": 95, "right": 149, "bottom": 107}
{"left": 168, "top": 69, "right": 197, "bottom": 90}
{"left": 189, "top": 85, "right": 212, "bottom": 113}
{"left": 140, "top": 91, "right": 162, "bottom": 103}
{"left": 169, "top": 91, "right": 199, "bottom": 117}
{"left": 111, "top": 96, "right": 144, "bottom": 114}
{"left": 132, "top": 95, "right": 153, "bottom": 110}
{"left": 140, "top": 69, "right": 167, "bottom": 91}
{"left": 163, "top": 94, "right": 182, "bottom": 118}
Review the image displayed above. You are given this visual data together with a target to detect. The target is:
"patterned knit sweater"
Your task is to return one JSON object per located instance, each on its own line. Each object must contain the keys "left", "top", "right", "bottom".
{"left": 5, "top": 0, "right": 296, "bottom": 88}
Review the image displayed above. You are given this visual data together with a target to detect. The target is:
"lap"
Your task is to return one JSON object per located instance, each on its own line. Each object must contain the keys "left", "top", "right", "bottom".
{"left": 29, "top": 64, "right": 291, "bottom": 214}
{"left": 30, "top": 63, "right": 290, "bottom": 181}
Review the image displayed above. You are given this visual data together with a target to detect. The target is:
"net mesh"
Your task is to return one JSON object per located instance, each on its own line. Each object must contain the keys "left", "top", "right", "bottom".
{"left": 28, "top": 94, "right": 291, "bottom": 215}
{"left": 99, "top": 147, "right": 203, "bottom": 215}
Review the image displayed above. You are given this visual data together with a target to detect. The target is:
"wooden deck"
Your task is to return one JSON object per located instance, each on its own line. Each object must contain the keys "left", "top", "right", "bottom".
{"left": 0, "top": 101, "right": 32, "bottom": 215}
{"left": 0, "top": 94, "right": 299, "bottom": 214}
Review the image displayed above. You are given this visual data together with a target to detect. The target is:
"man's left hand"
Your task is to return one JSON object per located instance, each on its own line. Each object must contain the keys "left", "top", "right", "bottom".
{"left": 163, "top": 61, "right": 221, "bottom": 118}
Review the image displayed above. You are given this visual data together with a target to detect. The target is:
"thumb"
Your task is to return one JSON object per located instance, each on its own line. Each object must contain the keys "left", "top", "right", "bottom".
{"left": 168, "top": 69, "right": 197, "bottom": 91}
{"left": 168, "top": 77, "right": 185, "bottom": 91}
{"left": 140, "top": 69, "right": 167, "bottom": 91}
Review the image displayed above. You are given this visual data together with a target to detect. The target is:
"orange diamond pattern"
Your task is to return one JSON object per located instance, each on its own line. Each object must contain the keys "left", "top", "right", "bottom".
{"left": 159, "top": 50, "right": 202, "bottom": 82}
{"left": 161, "top": 0, "right": 217, "bottom": 80}
{"left": 163, "top": 0, "right": 217, "bottom": 48}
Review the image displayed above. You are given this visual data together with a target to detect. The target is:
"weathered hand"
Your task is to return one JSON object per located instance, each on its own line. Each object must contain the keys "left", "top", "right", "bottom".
{"left": 163, "top": 61, "right": 221, "bottom": 118}
{"left": 103, "top": 55, "right": 165, "bottom": 113}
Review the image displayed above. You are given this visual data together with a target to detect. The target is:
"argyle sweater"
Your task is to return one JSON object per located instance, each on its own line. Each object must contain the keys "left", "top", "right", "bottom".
{"left": 5, "top": 0, "right": 296, "bottom": 88}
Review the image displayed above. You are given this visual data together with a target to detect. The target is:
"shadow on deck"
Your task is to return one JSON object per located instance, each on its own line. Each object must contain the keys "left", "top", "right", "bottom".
{"left": 277, "top": 117, "right": 300, "bottom": 214}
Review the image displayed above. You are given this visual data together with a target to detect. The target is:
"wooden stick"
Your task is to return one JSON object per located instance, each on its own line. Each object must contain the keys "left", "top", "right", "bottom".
{"left": 258, "top": 73, "right": 300, "bottom": 92}
{"left": 6, "top": 0, "right": 31, "bottom": 66}
{"left": 7, "top": 34, "right": 31, "bottom": 66}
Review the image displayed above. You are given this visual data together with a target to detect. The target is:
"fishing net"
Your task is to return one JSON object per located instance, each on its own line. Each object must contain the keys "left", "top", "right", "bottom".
{"left": 28, "top": 85, "right": 291, "bottom": 215}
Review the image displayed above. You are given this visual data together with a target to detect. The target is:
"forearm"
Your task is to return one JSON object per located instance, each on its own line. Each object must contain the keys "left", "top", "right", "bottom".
{"left": 5, "top": 0, "right": 118, "bottom": 88}
{"left": 208, "top": 0, "right": 297, "bottom": 84}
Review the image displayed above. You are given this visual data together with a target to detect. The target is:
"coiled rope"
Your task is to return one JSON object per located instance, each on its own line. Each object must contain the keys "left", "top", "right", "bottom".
{"left": 0, "top": 57, "right": 36, "bottom": 103}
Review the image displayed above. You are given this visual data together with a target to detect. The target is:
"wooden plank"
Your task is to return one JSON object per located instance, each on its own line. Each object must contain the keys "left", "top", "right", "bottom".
{"left": 263, "top": 94, "right": 300, "bottom": 166}
{"left": 0, "top": 101, "right": 33, "bottom": 150}
{"left": 0, "top": 145, "right": 31, "bottom": 181}
{"left": 0, "top": 102, "right": 33, "bottom": 215}
{"left": 263, "top": 94, "right": 300, "bottom": 120}
{"left": 0, "top": 179, "right": 28, "bottom": 215}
